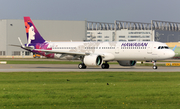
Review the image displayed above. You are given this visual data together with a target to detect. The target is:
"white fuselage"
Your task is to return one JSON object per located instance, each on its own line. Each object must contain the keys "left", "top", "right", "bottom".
{"left": 46, "top": 41, "right": 175, "bottom": 61}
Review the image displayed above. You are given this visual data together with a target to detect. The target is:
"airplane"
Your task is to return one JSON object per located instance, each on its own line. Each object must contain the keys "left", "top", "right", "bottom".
{"left": 14, "top": 17, "right": 175, "bottom": 69}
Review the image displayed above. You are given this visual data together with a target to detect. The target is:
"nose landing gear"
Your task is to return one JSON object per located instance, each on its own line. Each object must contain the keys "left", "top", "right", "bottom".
{"left": 152, "top": 61, "right": 158, "bottom": 69}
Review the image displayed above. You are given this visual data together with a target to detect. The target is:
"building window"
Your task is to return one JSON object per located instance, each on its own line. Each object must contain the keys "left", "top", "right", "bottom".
{"left": 25, "top": 51, "right": 31, "bottom": 56}
{"left": 97, "top": 36, "right": 102, "bottom": 38}
{"left": 12, "top": 51, "right": 21, "bottom": 56}
{"left": 128, "top": 36, "right": 139, "bottom": 38}
{"left": 119, "top": 36, "right": 125, "bottom": 38}
{"left": 104, "top": 39, "right": 109, "bottom": 41}
{"left": 128, "top": 36, "right": 150, "bottom": 38}
{"left": 128, "top": 40, "right": 136, "bottom": 41}
{"left": 119, "top": 40, "right": 126, "bottom": 41}
{"left": 97, "top": 39, "right": 102, "bottom": 41}
{"left": 142, "top": 40, "right": 150, "bottom": 41}
{"left": 104, "top": 36, "right": 109, "bottom": 38}
{"left": 128, "top": 32, "right": 150, "bottom": 34}
{"left": 145, "top": 32, "right": 150, "bottom": 34}
{"left": 87, "top": 32, "right": 90, "bottom": 34}
{"left": 0, "top": 51, "right": 5, "bottom": 55}
{"left": 97, "top": 32, "right": 102, "bottom": 34}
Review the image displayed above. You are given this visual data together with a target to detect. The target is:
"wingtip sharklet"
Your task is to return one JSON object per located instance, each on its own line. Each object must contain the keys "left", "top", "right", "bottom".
{"left": 173, "top": 45, "right": 177, "bottom": 51}
{"left": 18, "top": 37, "right": 33, "bottom": 50}
{"left": 18, "top": 37, "right": 25, "bottom": 48}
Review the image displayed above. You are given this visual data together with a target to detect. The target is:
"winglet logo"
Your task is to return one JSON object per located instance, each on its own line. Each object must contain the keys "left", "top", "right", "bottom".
{"left": 25, "top": 21, "right": 35, "bottom": 46}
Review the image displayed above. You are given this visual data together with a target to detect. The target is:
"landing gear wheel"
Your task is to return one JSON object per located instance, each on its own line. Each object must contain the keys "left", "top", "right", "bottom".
{"left": 152, "top": 60, "right": 158, "bottom": 70}
{"left": 78, "top": 63, "right": 86, "bottom": 69}
{"left": 153, "top": 65, "right": 157, "bottom": 69}
{"left": 101, "top": 63, "right": 109, "bottom": 69}
{"left": 105, "top": 64, "right": 109, "bottom": 69}
{"left": 101, "top": 64, "right": 106, "bottom": 69}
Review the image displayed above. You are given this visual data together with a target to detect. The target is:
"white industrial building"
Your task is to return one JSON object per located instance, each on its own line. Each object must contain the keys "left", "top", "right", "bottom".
{"left": 0, "top": 18, "right": 180, "bottom": 57}
{"left": 87, "top": 21, "right": 153, "bottom": 42}
{"left": 87, "top": 20, "right": 180, "bottom": 43}
{"left": 87, "top": 30, "right": 151, "bottom": 42}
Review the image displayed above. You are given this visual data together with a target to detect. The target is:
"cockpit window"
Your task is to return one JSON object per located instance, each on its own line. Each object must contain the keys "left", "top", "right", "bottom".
{"left": 158, "top": 46, "right": 169, "bottom": 49}
{"left": 165, "top": 46, "right": 169, "bottom": 49}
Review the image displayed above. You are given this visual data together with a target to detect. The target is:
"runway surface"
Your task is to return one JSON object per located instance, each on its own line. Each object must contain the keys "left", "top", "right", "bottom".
{"left": 0, "top": 64, "right": 179, "bottom": 72}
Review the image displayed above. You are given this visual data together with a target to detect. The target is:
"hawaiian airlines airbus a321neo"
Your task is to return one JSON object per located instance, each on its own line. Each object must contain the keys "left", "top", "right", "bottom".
{"left": 14, "top": 17, "right": 175, "bottom": 69}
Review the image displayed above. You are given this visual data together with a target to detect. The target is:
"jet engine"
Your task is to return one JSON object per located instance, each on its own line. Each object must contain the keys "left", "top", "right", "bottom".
{"left": 117, "top": 60, "right": 136, "bottom": 66}
{"left": 84, "top": 55, "right": 103, "bottom": 66}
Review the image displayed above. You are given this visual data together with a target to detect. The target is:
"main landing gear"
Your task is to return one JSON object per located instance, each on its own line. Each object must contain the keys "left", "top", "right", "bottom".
{"left": 78, "top": 62, "right": 110, "bottom": 69}
{"left": 152, "top": 61, "right": 158, "bottom": 69}
{"left": 78, "top": 63, "right": 86, "bottom": 69}
{"left": 78, "top": 56, "right": 87, "bottom": 69}
{"left": 101, "top": 62, "right": 109, "bottom": 69}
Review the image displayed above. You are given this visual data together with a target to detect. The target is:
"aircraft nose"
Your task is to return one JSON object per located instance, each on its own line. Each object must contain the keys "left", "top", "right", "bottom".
{"left": 168, "top": 50, "right": 175, "bottom": 58}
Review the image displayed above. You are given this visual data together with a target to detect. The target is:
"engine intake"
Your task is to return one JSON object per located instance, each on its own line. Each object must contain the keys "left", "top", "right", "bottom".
{"left": 117, "top": 60, "right": 136, "bottom": 66}
{"left": 84, "top": 55, "right": 103, "bottom": 66}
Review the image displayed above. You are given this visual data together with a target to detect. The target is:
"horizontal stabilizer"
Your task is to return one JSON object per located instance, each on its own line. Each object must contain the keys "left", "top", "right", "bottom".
{"left": 9, "top": 44, "right": 34, "bottom": 50}
{"left": 24, "top": 46, "right": 34, "bottom": 50}
{"left": 9, "top": 44, "right": 22, "bottom": 47}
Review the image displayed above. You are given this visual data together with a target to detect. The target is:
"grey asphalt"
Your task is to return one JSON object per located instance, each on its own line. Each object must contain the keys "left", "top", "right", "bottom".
{"left": 0, "top": 64, "right": 179, "bottom": 72}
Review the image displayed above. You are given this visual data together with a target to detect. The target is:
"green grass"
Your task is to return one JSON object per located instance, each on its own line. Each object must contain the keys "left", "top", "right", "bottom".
{"left": 0, "top": 72, "right": 180, "bottom": 109}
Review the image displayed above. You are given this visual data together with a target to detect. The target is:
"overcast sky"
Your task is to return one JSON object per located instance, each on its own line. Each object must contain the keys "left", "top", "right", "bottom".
{"left": 0, "top": 0, "right": 180, "bottom": 23}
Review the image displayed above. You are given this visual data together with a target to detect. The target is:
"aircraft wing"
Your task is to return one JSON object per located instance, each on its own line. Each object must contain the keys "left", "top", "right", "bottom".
{"left": 34, "top": 49, "right": 90, "bottom": 56}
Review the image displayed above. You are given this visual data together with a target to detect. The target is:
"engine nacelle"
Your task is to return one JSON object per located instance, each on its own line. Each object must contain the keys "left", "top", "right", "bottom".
{"left": 84, "top": 55, "right": 103, "bottom": 66}
{"left": 117, "top": 60, "right": 136, "bottom": 66}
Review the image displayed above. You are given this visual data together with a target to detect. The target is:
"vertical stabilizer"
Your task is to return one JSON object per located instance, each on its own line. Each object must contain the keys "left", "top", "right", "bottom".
{"left": 24, "top": 17, "right": 45, "bottom": 46}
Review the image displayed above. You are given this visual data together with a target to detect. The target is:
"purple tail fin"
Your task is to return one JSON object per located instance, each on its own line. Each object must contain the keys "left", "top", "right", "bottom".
{"left": 24, "top": 17, "right": 45, "bottom": 46}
